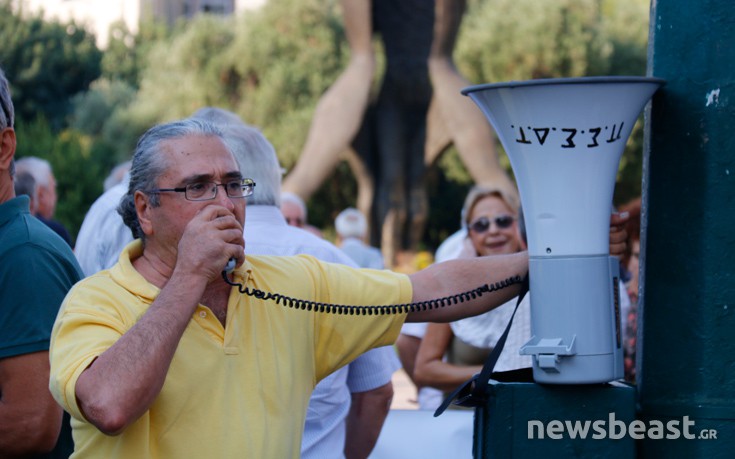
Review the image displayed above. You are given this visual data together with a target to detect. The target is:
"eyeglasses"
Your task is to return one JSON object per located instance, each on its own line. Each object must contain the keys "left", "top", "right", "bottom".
{"left": 468, "top": 215, "right": 515, "bottom": 233}
{"left": 147, "top": 178, "right": 256, "bottom": 201}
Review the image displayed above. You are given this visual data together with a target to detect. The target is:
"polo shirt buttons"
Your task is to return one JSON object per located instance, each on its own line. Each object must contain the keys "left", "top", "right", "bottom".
{"left": 199, "top": 311, "right": 207, "bottom": 318}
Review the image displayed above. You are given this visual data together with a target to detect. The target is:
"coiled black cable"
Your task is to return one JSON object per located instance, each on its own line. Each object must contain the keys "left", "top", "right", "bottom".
{"left": 222, "top": 270, "right": 523, "bottom": 315}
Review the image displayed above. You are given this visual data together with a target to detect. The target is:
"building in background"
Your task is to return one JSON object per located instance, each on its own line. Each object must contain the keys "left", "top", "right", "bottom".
{"left": 14, "top": 0, "right": 266, "bottom": 48}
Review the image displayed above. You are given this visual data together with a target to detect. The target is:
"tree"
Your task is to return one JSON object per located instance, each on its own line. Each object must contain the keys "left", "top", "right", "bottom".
{"left": 102, "top": 18, "right": 173, "bottom": 88}
{"left": 14, "top": 118, "right": 108, "bottom": 242}
{"left": 0, "top": 1, "right": 102, "bottom": 130}
{"left": 455, "top": 0, "right": 649, "bottom": 205}
{"left": 71, "top": 78, "right": 143, "bottom": 164}
{"left": 125, "top": 0, "right": 345, "bottom": 167}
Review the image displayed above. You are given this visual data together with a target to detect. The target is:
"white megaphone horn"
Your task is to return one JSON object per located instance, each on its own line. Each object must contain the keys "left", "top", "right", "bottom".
{"left": 462, "top": 76, "right": 664, "bottom": 384}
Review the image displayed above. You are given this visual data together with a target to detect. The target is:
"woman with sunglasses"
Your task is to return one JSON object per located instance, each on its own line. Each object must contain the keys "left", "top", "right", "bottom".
{"left": 412, "top": 186, "right": 532, "bottom": 404}
{"left": 413, "top": 186, "right": 631, "bottom": 403}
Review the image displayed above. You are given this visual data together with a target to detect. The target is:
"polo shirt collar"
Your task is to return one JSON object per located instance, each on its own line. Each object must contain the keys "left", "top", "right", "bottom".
{"left": 110, "top": 239, "right": 253, "bottom": 302}
{"left": 0, "top": 196, "right": 30, "bottom": 226}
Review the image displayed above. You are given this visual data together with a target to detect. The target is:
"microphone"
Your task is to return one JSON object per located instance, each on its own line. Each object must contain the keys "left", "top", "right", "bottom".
{"left": 224, "top": 258, "right": 236, "bottom": 274}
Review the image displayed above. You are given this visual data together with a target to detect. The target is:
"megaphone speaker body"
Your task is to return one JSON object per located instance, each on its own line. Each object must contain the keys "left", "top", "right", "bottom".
{"left": 463, "top": 77, "right": 663, "bottom": 384}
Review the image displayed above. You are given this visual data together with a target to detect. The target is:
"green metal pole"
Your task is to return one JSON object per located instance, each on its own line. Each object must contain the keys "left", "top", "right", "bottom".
{"left": 639, "top": 1, "right": 735, "bottom": 457}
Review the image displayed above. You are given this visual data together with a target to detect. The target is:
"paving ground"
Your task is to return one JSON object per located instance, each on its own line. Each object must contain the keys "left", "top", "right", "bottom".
{"left": 371, "top": 370, "right": 475, "bottom": 459}
{"left": 390, "top": 368, "right": 419, "bottom": 410}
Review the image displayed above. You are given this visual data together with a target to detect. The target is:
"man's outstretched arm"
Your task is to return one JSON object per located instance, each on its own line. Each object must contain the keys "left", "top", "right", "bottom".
{"left": 407, "top": 251, "right": 528, "bottom": 324}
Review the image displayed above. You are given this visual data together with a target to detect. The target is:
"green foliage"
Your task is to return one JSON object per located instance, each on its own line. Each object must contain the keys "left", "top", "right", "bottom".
{"left": 14, "top": 118, "right": 110, "bottom": 242}
{"left": 122, "top": 14, "right": 237, "bottom": 124}
{"left": 102, "top": 19, "right": 172, "bottom": 88}
{"left": 457, "top": 0, "right": 648, "bottom": 82}
{"left": 457, "top": 0, "right": 649, "bottom": 202}
{"left": 125, "top": 0, "right": 345, "bottom": 169}
{"left": 72, "top": 79, "right": 134, "bottom": 135}
{"left": 101, "top": 21, "right": 140, "bottom": 86}
{"left": 71, "top": 79, "right": 143, "bottom": 163}
{"left": 0, "top": 1, "right": 102, "bottom": 130}
{"left": 223, "top": 0, "right": 345, "bottom": 165}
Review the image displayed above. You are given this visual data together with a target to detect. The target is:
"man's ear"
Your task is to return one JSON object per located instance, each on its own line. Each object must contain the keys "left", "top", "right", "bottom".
{"left": 134, "top": 190, "right": 155, "bottom": 237}
{"left": 0, "top": 127, "right": 16, "bottom": 172}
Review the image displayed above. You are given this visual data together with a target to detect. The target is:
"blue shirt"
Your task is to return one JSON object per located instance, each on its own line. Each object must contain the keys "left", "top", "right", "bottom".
{"left": 339, "top": 238, "right": 385, "bottom": 269}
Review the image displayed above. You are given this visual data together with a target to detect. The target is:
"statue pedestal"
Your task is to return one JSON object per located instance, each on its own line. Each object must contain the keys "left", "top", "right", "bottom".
{"left": 474, "top": 380, "right": 636, "bottom": 458}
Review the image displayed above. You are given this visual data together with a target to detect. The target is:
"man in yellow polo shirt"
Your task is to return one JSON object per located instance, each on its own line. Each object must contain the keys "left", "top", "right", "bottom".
{"left": 49, "top": 118, "right": 528, "bottom": 458}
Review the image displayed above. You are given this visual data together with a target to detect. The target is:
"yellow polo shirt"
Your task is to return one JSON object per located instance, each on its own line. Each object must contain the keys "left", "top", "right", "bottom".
{"left": 49, "top": 240, "right": 410, "bottom": 459}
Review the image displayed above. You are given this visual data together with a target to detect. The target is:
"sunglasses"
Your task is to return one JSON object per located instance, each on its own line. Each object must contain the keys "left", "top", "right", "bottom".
{"left": 468, "top": 215, "right": 515, "bottom": 233}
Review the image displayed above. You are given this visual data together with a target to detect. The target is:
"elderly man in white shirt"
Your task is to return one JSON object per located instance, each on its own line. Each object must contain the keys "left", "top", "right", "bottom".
{"left": 191, "top": 107, "right": 400, "bottom": 459}
{"left": 335, "top": 207, "right": 385, "bottom": 270}
{"left": 74, "top": 172, "right": 134, "bottom": 276}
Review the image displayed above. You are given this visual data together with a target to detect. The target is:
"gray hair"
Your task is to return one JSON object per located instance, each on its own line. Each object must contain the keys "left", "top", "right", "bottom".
{"left": 281, "top": 192, "right": 307, "bottom": 220}
{"left": 117, "top": 118, "right": 227, "bottom": 241}
{"left": 0, "top": 67, "right": 15, "bottom": 176}
{"left": 191, "top": 107, "right": 282, "bottom": 206}
{"left": 13, "top": 171, "right": 36, "bottom": 199}
{"left": 0, "top": 67, "right": 13, "bottom": 131}
{"left": 335, "top": 207, "right": 367, "bottom": 239}
{"left": 190, "top": 107, "right": 243, "bottom": 127}
{"left": 461, "top": 185, "right": 520, "bottom": 228}
{"left": 103, "top": 160, "right": 131, "bottom": 191}
{"left": 15, "top": 157, "right": 53, "bottom": 187}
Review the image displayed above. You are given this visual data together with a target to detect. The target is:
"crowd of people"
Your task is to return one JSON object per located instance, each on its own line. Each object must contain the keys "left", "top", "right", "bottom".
{"left": 1, "top": 63, "right": 637, "bottom": 458}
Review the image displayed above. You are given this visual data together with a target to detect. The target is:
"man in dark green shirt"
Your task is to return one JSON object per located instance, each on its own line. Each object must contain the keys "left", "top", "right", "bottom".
{"left": 0, "top": 66, "right": 83, "bottom": 458}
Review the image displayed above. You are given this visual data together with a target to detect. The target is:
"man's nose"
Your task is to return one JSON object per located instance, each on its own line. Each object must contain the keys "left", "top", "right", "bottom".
{"left": 215, "top": 184, "right": 236, "bottom": 209}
